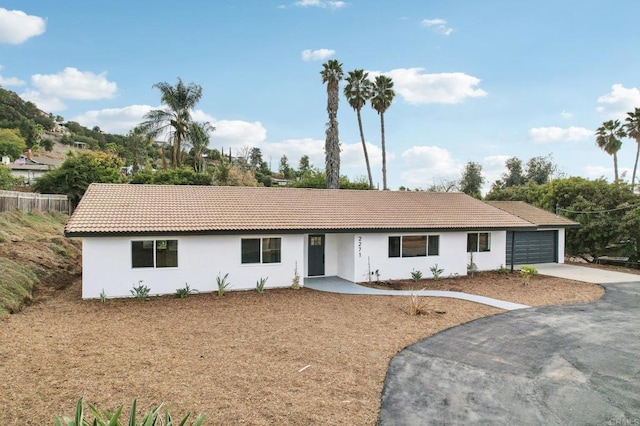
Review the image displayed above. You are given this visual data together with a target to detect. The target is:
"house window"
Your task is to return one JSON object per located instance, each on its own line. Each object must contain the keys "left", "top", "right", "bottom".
{"left": 467, "top": 233, "right": 491, "bottom": 252}
{"left": 428, "top": 235, "right": 440, "bottom": 256}
{"left": 131, "top": 240, "right": 178, "bottom": 268}
{"left": 389, "top": 235, "right": 440, "bottom": 257}
{"left": 241, "top": 238, "right": 282, "bottom": 264}
{"left": 402, "top": 235, "right": 427, "bottom": 257}
{"left": 389, "top": 236, "right": 400, "bottom": 257}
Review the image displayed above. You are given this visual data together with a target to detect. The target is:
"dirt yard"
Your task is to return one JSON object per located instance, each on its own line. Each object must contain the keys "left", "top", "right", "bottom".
{"left": 0, "top": 273, "right": 604, "bottom": 425}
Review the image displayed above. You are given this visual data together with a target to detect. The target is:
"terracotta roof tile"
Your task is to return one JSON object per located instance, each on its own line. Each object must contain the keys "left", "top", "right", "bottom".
{"left": 486, "top": 201, "right": 578, "bottom": 227}
{"left": 65, "top": 184, "right": 537, "bottom": 236}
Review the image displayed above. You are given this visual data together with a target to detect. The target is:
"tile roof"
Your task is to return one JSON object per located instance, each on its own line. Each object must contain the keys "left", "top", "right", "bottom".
{"left": 65, "top": 184, "right": 538, "bottom": 236}
{"left": 486, "top": 201, "right": 578, "bottom": 227}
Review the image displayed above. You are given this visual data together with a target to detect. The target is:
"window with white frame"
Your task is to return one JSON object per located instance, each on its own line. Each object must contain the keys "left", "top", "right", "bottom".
{"left": 241, "top": 237, "right": 282, "bottom": 264}
{"left": 467, "top": 232, "right": 490, "bottom": 252}
{"left": 131, "top": 240, "right": 178, "bottom": 268}
{"left": 389, "top": 235, "right": 439, "bottom": 257}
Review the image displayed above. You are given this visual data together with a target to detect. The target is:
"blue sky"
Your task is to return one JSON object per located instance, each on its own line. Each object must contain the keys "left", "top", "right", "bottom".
{"left": 1, "top": 0, "right": 640, "bottom": 191}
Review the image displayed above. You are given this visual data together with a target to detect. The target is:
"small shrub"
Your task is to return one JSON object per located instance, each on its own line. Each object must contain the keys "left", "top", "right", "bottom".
{"left": 175, "top": 282, "right": 197, "bottom": 298}
{"left": 130, "top": 281, "right": 150, "bottom": 301}
{"left": 371, "top": 269, "right": 382, "bottom": 283}
{"left": 410, "top": 269, "right": 423, "bottom": 283}
{"left": 291, "top": 261, "right": 301, "bottom": 290}
{"left": 216, "top": 273, "right": 230, "bottom": 296}
{"left": 496, "top": 264, "right": 510, "bottom": 275}
{"left": 256, "top": 277, "right": 268, "bottom": 293}
{"left": 430, "top": 264, "right": 444, "bottom": 280}
{"left": 406, "top": 290, "right": 428, "bottom": 316}
{"left": 99, "top": 289, "right": 107, "bottom": 303}
{"left": 519, "top": 265, "right": 538, "bottom": 286}
{"left": 54, "top": 397, "right": 206, "bottom": 426}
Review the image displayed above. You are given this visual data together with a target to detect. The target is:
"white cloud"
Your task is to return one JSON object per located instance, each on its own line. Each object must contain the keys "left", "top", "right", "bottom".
{"left": 293, "top": 0, "right": 346, "bottom": 9}
{"left": 72, "top": 105, "right": 155, "bottom": 134}
{"left": 561, "top": 110, "right": 573, "bottom": 119}
{"left": 399, "top": 145, "right": 461, "bottom": 186}
{"left": 0, "top": 8, "right": 46, "bottom": 44}
{"left": 370, "top": 68, "right": 486, "bottom": 105}
{"left": 596, "top": 84, "right": 640, "bottom": 118}
{"left": 31, "top": 67, "right": 117, "bottom": 100}
{"left": 301, "top": 48, "right": 336, "bottom": 61}
{"left": 583, "top": 165, "right": 631, "bottom": 182}
{"left": 211, "top": 120, "right": 267, "bottom": 146}
{"left": 20, "top": 89, "right": 67, "bottom": 112}
{"left": 341, "top": 141, "right": 382, "bottom": 168}
{"left": 421, "top": 18, "right": 453, "bottom": 36}
{"left": 0, "top": 75, "right": 25, "bottom": 86}
{"left": 529, "top": 126, "right": 591, "bottom": 143}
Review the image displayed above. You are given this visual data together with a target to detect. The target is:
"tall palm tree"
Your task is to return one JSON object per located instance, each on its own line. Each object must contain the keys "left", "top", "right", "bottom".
{"left": 595, "top": 119, "right": 625, "bottom": 182}
{"left": 187, "top": 121, "right": 215, "bottom": 173}
{"left": 140, "top": 78, "right": 203, "bottom": 168}
{"left": 320, "top": 59, "right": 343, "bottom": 189}
{"left": 370, "top": 75, "right": 395, "bottom": 190}
{"left": 344, "top": 69, "right": 374, "bottom": 189}
{"left": 624, "top": 108, "right": 640, "bottom": 190}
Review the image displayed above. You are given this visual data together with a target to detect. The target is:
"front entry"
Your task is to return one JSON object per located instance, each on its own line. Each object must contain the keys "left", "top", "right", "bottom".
{"left": 308, "top": 234, "right": 325, "bottom": 276}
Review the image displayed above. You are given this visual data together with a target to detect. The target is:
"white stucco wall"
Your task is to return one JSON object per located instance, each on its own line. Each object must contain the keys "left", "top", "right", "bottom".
{"left": 556, "top": 228, "right": 566, "bottom": 263}
{"left": 336, "top": 234, "right": 356, "bottom": 282}
{"left": 471, "top": 231, "right": 507, "bottom": 271}
{"left": 81, "top": 234, "right": 304, "bottom": 299}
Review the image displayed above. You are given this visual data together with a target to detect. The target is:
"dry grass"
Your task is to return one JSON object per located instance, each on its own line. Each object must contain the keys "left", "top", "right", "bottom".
{"left": 0, "top": 272, "right": 603, "bottom": 425}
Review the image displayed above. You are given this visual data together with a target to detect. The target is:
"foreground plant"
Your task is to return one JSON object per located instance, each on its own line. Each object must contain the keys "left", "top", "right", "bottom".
{"left": 216, "top": 273, "right": 230, "bottom": 296}
{"left": 430, "top": 264, "right": 444, "bottom": 280}
{"left": 54, "top": 397, "right": 206, "bottom": 425}
{"left": 99, "top": 289, "right": 107, "bottom": 303}
{"left": 256, "top": 277, "right": 268, "bottom": 293}
{"left": 291, "top": 262, "right": 301, "bottom": 290}
{"left": 175, "top": 282, "right": 197, "bottom": 298}
{"left": 130, "top": 281, "right": 150, "bottom": 301}
{"left": 407, "top": 291, "right": 427, "bottom": 316}
{"left": 519, "top": 265, "right": 538, "bottom": 286}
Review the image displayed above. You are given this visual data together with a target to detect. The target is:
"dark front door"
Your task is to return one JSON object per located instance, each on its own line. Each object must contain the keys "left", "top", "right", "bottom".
{"left": 308, "top": 234, "right": 325, "bottom": 276}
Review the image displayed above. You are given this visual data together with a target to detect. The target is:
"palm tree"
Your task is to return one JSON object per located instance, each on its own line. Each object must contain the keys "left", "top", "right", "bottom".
{"left": 344, "top": 69, "right": 374, "bottom": 189}
{"left": 595, "top": 119, "right": 625, "bottom": 182}
{"left": 320, "top": 59, "right": 343, "bottom": 189}
{"left": 140, "top": 78, "right": 203, "bottom": 168}
{"left": 624, "top": 108, "right": 640, "bottom": 190}
{"left": 187, "top": 121, "right": 215, "bottom": 173}
{"left": 370, "top": 75, "right": 395, "bottom": 190}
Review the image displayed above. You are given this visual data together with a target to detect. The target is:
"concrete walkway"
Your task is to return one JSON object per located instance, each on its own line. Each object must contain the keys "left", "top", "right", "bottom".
{"left": 535, "top": 262, "right": 640, "bottom": 283}
{"left": 378, "top": 266, "right": 640, "bottom": 425}
{"left": 304, "top": 276, "right": 529, "bottom": 311}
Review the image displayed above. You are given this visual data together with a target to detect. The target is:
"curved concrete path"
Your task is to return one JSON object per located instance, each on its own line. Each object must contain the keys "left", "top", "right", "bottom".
{"left": 378, "top": 265, "right": 640, "bottom": 425}
{"left": 304, "top": 276, "right": 529, "bottom": 311}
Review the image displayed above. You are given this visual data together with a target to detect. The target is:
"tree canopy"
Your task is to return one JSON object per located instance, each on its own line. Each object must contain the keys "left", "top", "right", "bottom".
{"left": 0, "top": 128, "right": 27, "bottom": 159}
{"left": 33, "top": 151, "right": 123, "bottom": 205}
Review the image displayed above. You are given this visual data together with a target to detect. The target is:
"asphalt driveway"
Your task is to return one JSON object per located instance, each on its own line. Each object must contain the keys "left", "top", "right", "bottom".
{"left": 378, "top": 265, "right": 640, "bottom": 425}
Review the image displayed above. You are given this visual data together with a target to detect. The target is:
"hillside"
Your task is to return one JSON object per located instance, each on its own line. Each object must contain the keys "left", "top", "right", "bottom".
{"left": 0, "top": 210, "right": 81, "bottom": 319}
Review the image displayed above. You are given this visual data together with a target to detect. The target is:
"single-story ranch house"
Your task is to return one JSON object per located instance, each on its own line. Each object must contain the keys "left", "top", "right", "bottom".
{"left": 64, "top": 183, "right": 577, "bottom": 299}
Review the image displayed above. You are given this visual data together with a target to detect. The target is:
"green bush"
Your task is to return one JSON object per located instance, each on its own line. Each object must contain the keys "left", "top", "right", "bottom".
{"left": 216, "top": 273, "right": 230, "bottom": 296}
{"left": 175, "top": 282, "right": 197, "bottom": 298}
{"left": 429, "top": 264, "right": 444, "bottom": 280}
{"left": 255, "top": 277, "right": 268, "bottom": 293}
{"left": 130, "top": 281, "right": 150, "bottom": 300}
{"left": 410, "top": 269, "right": 423, "bottom": 282}
{"left": 519, "top": 265, "right": 538, "bottom": 285}
{"left": 54, "top": 397, "right": 206, "bottom": 425}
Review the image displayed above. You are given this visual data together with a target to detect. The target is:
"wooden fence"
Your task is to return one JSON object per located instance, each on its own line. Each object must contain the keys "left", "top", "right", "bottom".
{"left": 0, "top": 190, "right": 72, "bottom": 215}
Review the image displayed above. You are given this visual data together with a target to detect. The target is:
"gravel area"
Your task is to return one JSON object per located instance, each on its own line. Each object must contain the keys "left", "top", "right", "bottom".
{"left": 0, "top": 272, "right": 603, "bottom": 425}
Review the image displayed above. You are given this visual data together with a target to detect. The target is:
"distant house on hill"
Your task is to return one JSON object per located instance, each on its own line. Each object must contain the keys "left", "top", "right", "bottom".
{"left": 2, "top": 150, "right": 59, "bottom": 184}
{"left": 65, "top": 184, "right": 577, "bottom": 299}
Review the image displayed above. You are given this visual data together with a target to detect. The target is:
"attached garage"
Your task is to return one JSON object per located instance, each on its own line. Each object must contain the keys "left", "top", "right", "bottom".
{"left": 506, "top": 230, "right": 557, "bottom": 265}
{"left": 486, "top": 201, "right": 578, "bottom": 266}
